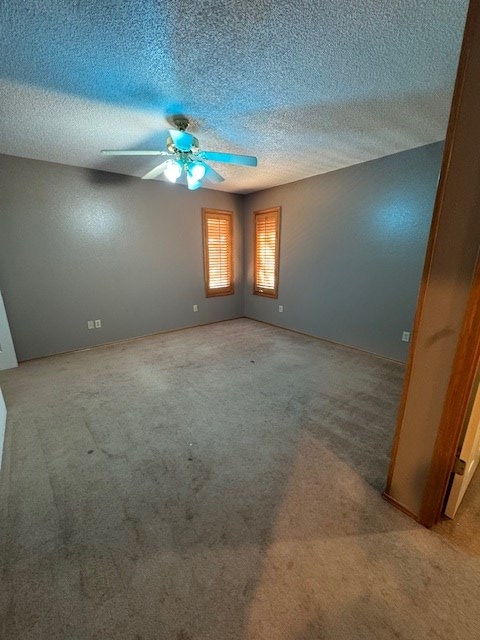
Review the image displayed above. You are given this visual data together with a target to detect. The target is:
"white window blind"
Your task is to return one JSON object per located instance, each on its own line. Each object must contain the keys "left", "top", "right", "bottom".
{"left": 203, "top": 209, "right": 234, "bottom": 297}
{"left": 254, "top": 207, "right": 280, "bottom": 298}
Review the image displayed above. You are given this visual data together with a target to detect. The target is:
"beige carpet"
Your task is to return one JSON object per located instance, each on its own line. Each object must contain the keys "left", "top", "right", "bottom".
{"left": 0, "top": 319, "right": 479, "bottom": 639}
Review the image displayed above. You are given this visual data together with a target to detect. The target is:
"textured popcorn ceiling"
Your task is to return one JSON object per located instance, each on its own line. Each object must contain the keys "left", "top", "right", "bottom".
{"left": 0, "top": 1, "right": 468, "bottom": 193}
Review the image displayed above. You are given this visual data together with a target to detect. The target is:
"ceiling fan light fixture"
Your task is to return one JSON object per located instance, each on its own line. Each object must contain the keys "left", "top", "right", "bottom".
{"left": 188, "top": 161, "right": 206, "bottom": 181}
{"left": 164, "top": 159, "right": 182, "bottom": 182}
{"left": 186, "top": 173, "right": 202, "bottom": 190}
{"left": 100, "top": 116, "right": 257, "bottom": 190}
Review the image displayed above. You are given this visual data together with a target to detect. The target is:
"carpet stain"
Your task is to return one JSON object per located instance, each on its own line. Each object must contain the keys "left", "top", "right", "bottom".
{"left": 190, "top": 460, "right": 211, "bottom": 494}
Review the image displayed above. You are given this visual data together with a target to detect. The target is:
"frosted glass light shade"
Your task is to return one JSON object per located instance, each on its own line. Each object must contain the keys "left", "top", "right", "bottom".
{"left": 164, "top": 160, "right": 182, "bottom": 182}
{"left": 189, "top": 161, "right": 206, "bottom": 180}
{"left": 186, "top": 173, "right": 202, "bottom": 190}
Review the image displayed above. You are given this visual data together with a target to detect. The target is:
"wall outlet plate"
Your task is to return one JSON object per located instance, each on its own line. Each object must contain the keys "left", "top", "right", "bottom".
{"left": 87, "top": 320, "right": 94, "bottom": 330}
{"left": 193, "top": 305, "right": 198, "bottom": 312}
{"left": 279, "top": 305, "right": 284, "bottom": 312}
{"left": 402, "top": 331, "right": 410, "bottom": 342}
{"left": 94, "top": 319, "right": 102, "bottom": 328}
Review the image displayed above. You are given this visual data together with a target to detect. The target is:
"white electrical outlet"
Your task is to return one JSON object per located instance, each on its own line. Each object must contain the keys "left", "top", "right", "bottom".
{"left": 95, "top": 319, "right": 102, "bottom": 328}
{"left": 87, "top": 320, "right": 94, "bottom": 330}
{"left": 402, "top": 331, "right": 410, "bottom": 342}
{"left": 279, "top": 305, "right": 284, "bottom": 312}
{"left": 193, "top": 305, "right": 198, "bottom": 312}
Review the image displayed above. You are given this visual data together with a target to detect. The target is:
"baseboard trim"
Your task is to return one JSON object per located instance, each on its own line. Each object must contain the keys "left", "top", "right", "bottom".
{"left": 18, "top": 316, "right": 246, "bottom": 363}
{"left": 382, "top": 491, "right": 420, "bottom": 523}
{"left": 19, "top": 315, "right": 405, "bottom": 368}
{"left": 245, "top": 316, "right": 405, "bottom": 366}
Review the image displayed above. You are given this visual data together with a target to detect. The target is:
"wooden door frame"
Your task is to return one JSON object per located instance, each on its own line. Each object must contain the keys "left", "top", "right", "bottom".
{"left": 417, "top": 0, "right": 480, "bottom": 527}
{"left": 418, "top": 253, "right": 480, "bottom": 526}
{"left": 385, "top": 0, "right": 480, "bottom": 526}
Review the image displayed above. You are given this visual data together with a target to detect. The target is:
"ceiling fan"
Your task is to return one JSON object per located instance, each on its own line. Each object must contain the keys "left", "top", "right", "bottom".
{"left": 101, "top": 116, "right": 257, "bottom": 190}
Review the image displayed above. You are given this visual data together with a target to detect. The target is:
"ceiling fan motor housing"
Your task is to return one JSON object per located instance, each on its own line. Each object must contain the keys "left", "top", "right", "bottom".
{"left": 166, "top": 135, "right": 200, "bottom": 155}
{"left": 172, "top": 116, "right": 190, "bottom": 131}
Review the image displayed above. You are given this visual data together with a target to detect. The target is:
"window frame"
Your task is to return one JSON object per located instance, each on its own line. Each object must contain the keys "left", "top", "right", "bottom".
{"left": 202, "top": 208, "right": 235, "bottom": 298}
{"left": 253, "top": 206, "right": 281, "bottom": 299}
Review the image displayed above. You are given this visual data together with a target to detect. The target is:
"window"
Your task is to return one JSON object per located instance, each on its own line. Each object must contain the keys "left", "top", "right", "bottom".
{"left": 254, "top": 207, "right": 281, "bottom": 298}
{"left": 202, "top": 209, "right": 234, "bottom": 297}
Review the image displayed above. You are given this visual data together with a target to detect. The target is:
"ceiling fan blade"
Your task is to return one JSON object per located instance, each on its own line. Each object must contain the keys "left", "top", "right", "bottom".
{"left": 101, "top": 150, "right": 168, "bottom": 156}
{"left": 169, "top": 129, "right": 194, "bottom": 152}
{"left": 142, "top": 161, "right": 170, "bottom": 180}
{"left": 199, "top": 151, "right": 257, "bottom": 167}
{"left": 202, "top": 162, "right": 225, "bottom": 183}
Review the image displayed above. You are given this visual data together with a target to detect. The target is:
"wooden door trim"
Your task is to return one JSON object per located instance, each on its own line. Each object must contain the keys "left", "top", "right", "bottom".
{"left": 418, "top": 253, "right": 480, "bottom": 527}
{"left": 384, "top": 0, "right": 478, "bottom": 503}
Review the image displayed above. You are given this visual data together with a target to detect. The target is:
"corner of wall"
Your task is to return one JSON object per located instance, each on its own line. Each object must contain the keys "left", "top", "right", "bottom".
{"left": 0, "top": 387, "right": 6, "bottom": 471}
{"left": 240, "top": 192, "right": 252, "bottom": 317}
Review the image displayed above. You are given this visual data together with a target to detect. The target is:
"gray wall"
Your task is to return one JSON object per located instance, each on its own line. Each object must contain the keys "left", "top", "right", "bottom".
{"left": 0, "top": 155, "right": 244, "bottom": 360}
{"left": 244, "top": 143, "right": 443, "bottom": 362}
{"left": 0, "top": 145, "right": 441, "bottom": 363}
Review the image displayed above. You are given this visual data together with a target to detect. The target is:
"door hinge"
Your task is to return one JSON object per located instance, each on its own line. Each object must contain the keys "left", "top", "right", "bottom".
{"left": 454, "top": 457, "right": 467, "bottom": 476}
